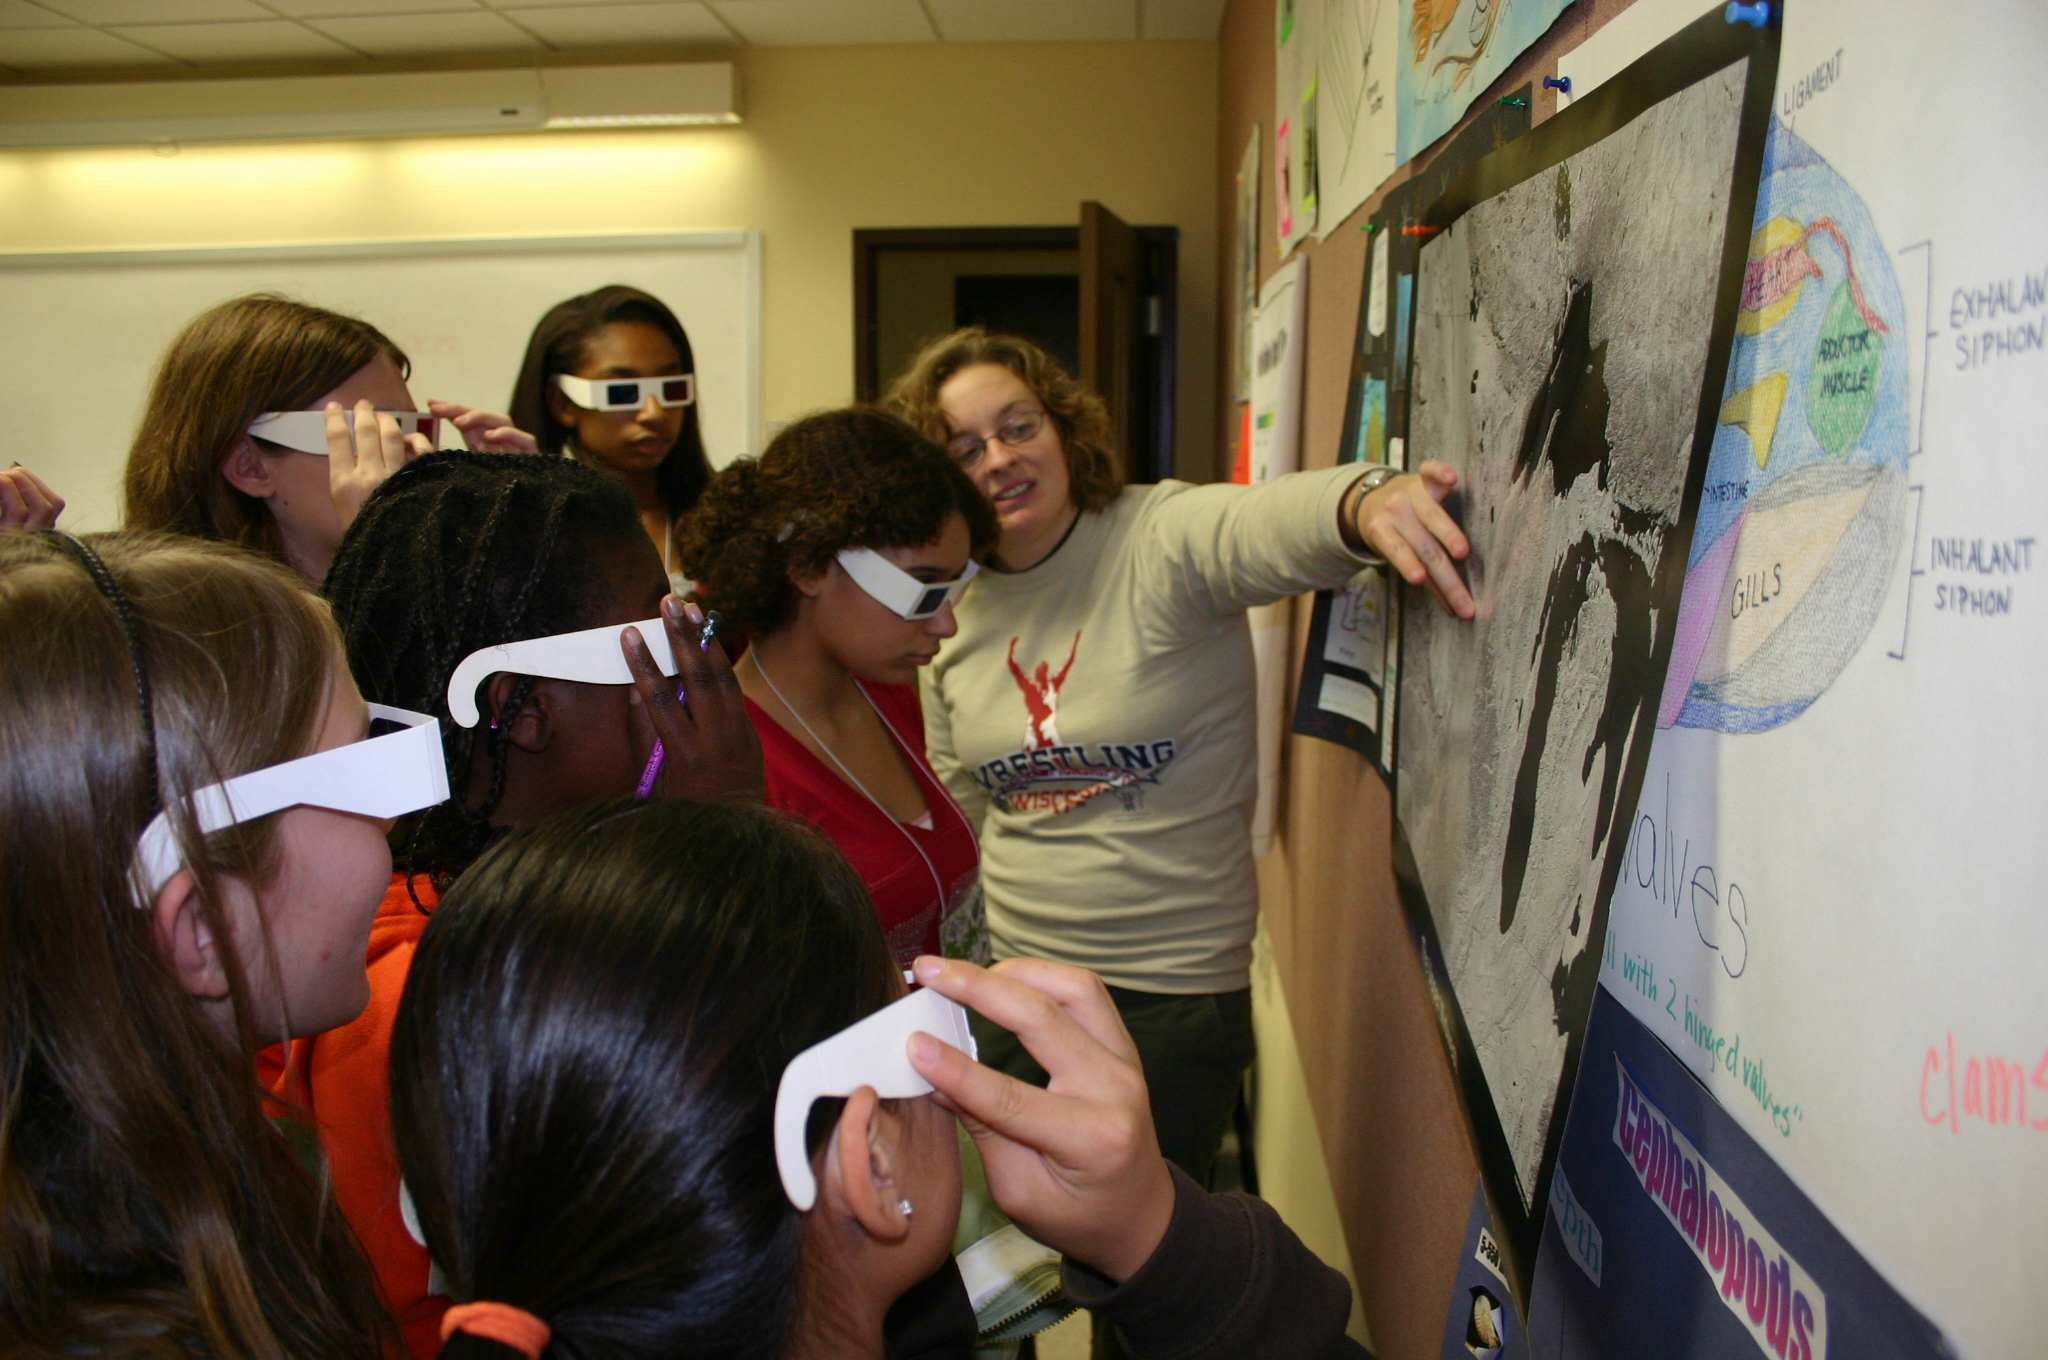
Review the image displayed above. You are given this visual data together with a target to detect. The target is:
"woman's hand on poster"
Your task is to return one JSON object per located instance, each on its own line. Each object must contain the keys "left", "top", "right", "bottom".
{"left": 0, "top": 463, "right": 63, "bottom": 533}
{"left": 325, "top": 399, "right": 427, "bottom": 534}
{"left": 1356, "top": 460, "right": 1475, "bottom": 619}
{"left": 906, "top": 955, "right": 1179, "bottom": 1285}
{"left": 427, "top": 399, "right": 541, "bottom": 455}
{"left": 620, "top": 595, "right": 767, "bottom": 804}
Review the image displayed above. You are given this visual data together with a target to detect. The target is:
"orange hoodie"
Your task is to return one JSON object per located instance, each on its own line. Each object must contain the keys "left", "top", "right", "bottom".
{"left": 265, "top": 873, "right": 444, "bottom": 1360}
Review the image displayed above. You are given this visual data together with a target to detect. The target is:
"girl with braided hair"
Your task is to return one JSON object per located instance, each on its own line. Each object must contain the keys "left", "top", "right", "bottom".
{"left": 277, "top": 449, "right": 764, "bottom": 1357}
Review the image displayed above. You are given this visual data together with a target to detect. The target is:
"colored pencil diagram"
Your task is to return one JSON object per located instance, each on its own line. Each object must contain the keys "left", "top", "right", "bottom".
{"left": 1659, "top": 120, "right": 1912, "bottom": 735}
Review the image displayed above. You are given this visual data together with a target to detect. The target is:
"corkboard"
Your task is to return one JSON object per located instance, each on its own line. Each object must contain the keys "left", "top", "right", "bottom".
{"left": 1214, "top": 3, "right": 1656, "bottom": 1356}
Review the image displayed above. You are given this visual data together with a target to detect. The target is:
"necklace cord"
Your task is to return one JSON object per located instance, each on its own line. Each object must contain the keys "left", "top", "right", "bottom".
{"left": 750, "top": 653, "right": 978, "bottom": 923}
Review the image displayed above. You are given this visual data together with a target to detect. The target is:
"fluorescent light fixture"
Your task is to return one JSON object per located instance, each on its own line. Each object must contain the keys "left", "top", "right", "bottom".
{"left": 539, "top": 63, "right": 738, "bottom": 129}
{"left": 0, "top": 63, "right": 738, "bottom": 150}
{"left": 543, "top": 112, "right": 739, "bottom": 128}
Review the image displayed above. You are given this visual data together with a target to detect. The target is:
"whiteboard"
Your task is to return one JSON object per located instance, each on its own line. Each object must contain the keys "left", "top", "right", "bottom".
{"left": 0, "top": 230, "right": 761, "bottom": 531}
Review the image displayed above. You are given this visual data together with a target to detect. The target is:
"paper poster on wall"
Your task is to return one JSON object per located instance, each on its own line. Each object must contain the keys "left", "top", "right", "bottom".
{"left": 1601, "top": 5, "right": 2048, "bottom": 1355}
{"left": 1305, "top": 101, "right": 1529, "bottom": 776}
{"left": 1553, "top": 0, "right": 1706, "bottom": 109}
{"left": 1367, "top": 229, "right": 1390, "bottom": 336}
{"left": 1294, "top": 566, "right": 1390, "bottom": 762}
{"left": 1526, "top": 990, "right": 1951, "bottom": 1359}
{"left": 1442, "top": 1184, "right": 1532, "bottom": 1360}
{"left": 1249, "top": 255, "right": 1307, "bottom": 484}
{"left": 1392, "top": 13, "right": 1775, "bottom": 1288}
{"left": 1325, "top": 568, "right": 1387, "bottom": 682}
{"left": 1235, "top": 128, "right": 1262, "bottom": 401}
{"left": 1397, "top": 0, "right": 1574, "bottom": 165}
{"left": 1356, "top": 377, "right": 1388, "bottom": 465}
{"left": 1276, "top": 0, "right": 1320, "bottom": 252}
{"left": 1315, "top": 0, "right": 1400, "bottom": 238}
{"left": 1248, "top": 254, "right": 1308, "bottom": 853}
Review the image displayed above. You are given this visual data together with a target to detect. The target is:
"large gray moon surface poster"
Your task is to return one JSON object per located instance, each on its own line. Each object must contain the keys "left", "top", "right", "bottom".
{"left": 1396, "top": 61, "right": 1748, "bottom": 1210}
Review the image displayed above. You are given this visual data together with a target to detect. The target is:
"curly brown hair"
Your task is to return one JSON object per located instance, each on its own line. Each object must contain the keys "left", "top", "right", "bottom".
{"left": 676, "top": 408, "right": 998, "bottom": 635}
{"left": 880, "top": 327, "right": 1125, "bottom": 513}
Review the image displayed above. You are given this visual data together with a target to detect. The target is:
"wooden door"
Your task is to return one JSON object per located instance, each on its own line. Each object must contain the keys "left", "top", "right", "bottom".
{"left": 1079, "top": 200, "right": 1145, "bottom": 472}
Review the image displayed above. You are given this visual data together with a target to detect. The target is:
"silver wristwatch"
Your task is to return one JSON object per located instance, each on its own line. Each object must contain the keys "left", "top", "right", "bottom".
{"left": 1345, "top": 463, "right": 1402, "bottom": 563}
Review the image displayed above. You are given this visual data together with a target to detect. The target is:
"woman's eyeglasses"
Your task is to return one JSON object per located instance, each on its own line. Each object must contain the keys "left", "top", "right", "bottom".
{"left": 946, "top": 408, "right": 1047, "bottom": 468}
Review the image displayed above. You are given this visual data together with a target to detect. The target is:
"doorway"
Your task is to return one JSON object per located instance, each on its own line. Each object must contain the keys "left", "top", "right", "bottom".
{"left": 853, "top": 206, "right": 1179, "bottom": 483}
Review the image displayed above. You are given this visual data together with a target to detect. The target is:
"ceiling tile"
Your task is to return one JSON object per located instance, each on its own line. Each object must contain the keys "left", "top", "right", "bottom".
{"left": 0, "top": 1, "right": 81, "bottom": 28}
{"left": 500, "top": 2, "right": 732, "bottom": 48}
{"left": 307, "top": 8, "right": 539, "bottom": 53}
{"left": 0, "top": 23, "right": 172, "bottom": 63}
{"left": 924, "top": 0, "right": 1136, "bottom": 43}
{"left": 36, "top": 0, "right": 268, "bottom": 21}
{"left": 1138, "top": 0, "right": 1223, "bottom": 40}
{"left": 263, "top": 0, "right": 479, "bottom": 15}
{"left": 708, "top": 0, "right": 934, "bottom": 47}
{"left": 109, "top": 18, "right": 358, "bottom": 60}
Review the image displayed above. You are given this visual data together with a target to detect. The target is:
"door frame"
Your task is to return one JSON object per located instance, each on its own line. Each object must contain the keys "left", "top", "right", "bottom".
{"left": 851, "top": 224, "right": 1179, "bottom": 482}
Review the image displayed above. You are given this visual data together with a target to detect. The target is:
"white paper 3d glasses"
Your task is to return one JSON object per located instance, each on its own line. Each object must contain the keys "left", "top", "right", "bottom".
{"left": 774, "top": 986, "right": 978, "bottom": 1210}
{"left": 440, "top": 556, "right": 966, "bottom": 726}
{"left": 555, "top": 373, "right": 695, "bottom": 411}
{"left": 248, "top": 410, "right": 438, "bottom": 456}
{"left": 133, "top": 704, "right": 449, "bottom": 900}
{"left": 837, "top": 549, "right": 977, "bottom": 620}
{"left": 443, "top": 619, "right": 683, "bottom": 728}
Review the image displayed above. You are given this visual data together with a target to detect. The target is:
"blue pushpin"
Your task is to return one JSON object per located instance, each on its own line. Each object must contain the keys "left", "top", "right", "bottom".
{"left": 1543, "top": 75, "right": 1570, "bottom": 94}
{"left": 1725, "top": 1, "right": 1771, "bottom": 27}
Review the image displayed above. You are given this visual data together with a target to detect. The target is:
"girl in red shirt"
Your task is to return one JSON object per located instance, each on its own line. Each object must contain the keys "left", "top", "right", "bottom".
{"left": 680, "top": 409, "right": 998, "bottom": 966}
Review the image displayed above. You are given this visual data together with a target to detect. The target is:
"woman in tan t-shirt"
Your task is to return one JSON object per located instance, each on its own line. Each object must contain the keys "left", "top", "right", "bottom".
{"left": 883, "top": 330, "right": 1471, "bottom": 1265}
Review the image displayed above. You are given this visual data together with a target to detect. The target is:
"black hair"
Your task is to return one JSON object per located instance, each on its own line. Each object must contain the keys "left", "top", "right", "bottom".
{"left": 508, "top": 285, "right": 713, "bottom": 518}
{"left": 390, "top": 798, "right": 899, "bottom": 1360}
{"left": 676, "top": 407, "right": 999, "bottom": 634}
{"left": 322, "top": 450, "right": 645, "bottom": 883}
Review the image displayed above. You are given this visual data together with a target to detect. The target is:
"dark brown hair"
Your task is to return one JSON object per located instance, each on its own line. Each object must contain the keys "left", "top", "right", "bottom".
{"left": 392, "top": 798, "right": 897, "bottom": 1360}
{"left": 123, "top": 293, "right": 409, "bottom": 563}
{"left": 507, "top": 284, "right": 712, "bottom": 520}
{"left": 677, "top": 407, "right": 997, "bottom": 634}
{"left": 882, "top": 326, "right": 1124, "bottom": 512}
{"left": 0, "top": 531, "right": 387, "bottom": 1360}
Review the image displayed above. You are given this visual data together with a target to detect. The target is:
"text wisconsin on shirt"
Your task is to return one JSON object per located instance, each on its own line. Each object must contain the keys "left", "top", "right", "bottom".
{"left": 971, "top": 631, "right": 1179, "bottom": 814}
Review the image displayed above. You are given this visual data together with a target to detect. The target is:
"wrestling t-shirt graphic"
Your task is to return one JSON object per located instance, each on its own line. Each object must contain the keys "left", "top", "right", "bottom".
{"left": 968, "top": 631, "right": 1178, "bottom": 815}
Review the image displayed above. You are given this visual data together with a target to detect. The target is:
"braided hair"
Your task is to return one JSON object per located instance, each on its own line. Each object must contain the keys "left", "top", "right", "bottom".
{"left": 324, "top": 450, "right": 643, "bottom": 885}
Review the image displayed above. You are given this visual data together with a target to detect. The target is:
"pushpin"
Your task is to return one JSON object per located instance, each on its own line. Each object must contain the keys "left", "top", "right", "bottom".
{"left": 1499, "top": 95, "right": 1528, "bottom": 108}
{"left": 1543, "top": 75, "right": 1570, "bottom": 94}
{"left": 1724, "top": 1, "right": 1771, "bottom": 27}
{"left": 1361, "top": 221, "right": 1380, "bottom": 232}
{"left": 1402, "top": 224, "right": 1443, "bottom": 237}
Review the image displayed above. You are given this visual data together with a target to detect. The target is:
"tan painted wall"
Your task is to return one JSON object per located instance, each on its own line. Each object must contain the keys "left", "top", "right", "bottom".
{"left": 0, "top": 39, "right": 1219, "bottom": 479}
